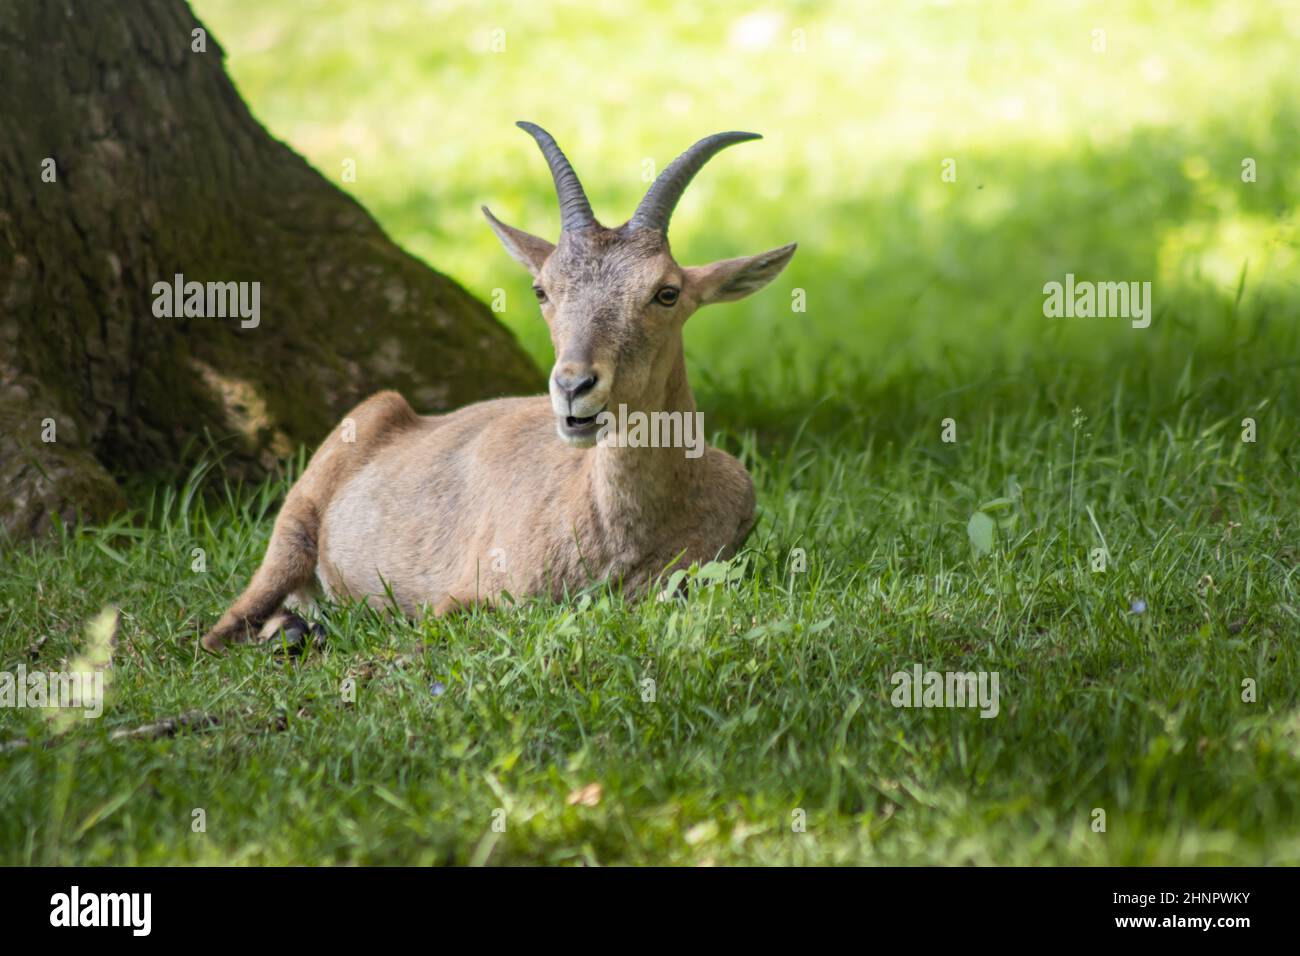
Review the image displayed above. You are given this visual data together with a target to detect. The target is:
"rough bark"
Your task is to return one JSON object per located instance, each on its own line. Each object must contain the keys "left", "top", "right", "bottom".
{"left": 0, "top": 0, "right": 542, "bottom": 539}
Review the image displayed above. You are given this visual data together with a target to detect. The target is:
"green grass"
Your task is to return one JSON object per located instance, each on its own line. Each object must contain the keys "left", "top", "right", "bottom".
{"left": 2, "top": 0, "right": 1299, "bottom": 864}
{"left": 181, "top": 0, "right": 1300, "bottom": 376}
{"left": 3, "top": 307, "right": 1298, "bottom": 864}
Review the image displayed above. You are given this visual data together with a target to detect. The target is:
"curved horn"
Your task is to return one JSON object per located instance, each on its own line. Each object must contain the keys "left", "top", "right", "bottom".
{"left": 516, "top": 121, "right": 596, "bottom": 232}
{"left": 629, "top": 131, "right": 761, "bottom": 234}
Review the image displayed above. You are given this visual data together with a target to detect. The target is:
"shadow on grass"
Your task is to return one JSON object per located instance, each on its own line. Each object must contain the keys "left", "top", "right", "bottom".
{"left": 669, "top": 94, "right": 1300, "bottom": 447}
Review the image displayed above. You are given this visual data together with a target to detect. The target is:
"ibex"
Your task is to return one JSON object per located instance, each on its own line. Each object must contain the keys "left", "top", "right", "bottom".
{"left": 200, "top": 122, "right": 795, "bottom": 652}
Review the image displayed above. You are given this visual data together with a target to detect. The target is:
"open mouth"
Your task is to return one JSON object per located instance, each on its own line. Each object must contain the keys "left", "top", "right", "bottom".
{"left": 560, "top": 407, "right": 606, "bottom": 440}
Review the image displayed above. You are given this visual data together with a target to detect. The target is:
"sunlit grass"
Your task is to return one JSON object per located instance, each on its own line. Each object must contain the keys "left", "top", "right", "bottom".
{"left": 193, "top": 0, "right": 1300, "bottom": 377}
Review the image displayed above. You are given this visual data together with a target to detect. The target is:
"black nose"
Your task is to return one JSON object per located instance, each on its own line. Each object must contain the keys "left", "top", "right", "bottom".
{"left": 555, "top": 371, "right": 598, "bottom": 402}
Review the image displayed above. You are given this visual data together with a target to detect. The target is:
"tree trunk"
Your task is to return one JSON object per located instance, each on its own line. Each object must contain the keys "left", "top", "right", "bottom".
{"left": 0, "top": 0, "right": 542, "bottom": 539}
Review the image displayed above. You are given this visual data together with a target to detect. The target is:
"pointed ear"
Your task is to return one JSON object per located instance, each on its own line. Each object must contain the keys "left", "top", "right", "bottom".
{"left": 684, "top": 243, "right": 797, "bottom": 305}
{"left": 482, "top": 206, "right": 555, "bottom": 276}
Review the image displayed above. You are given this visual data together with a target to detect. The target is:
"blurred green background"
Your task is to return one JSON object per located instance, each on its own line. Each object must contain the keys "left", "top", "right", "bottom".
{"left": 192, "top": 0, "right": 1300, "bottom": 399}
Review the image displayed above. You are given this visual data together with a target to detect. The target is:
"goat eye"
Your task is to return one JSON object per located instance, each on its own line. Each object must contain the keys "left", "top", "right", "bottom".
{"left": 654, "top": 286, "right": 680, "bottom": 307}
{"left": 533, "top": 286, "right": 547, "bottom": 303}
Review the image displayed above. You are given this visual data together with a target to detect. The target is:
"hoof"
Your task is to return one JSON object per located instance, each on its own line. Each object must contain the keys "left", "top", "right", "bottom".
{"left": 200, "top": 632, "right": 228, "bottom": 654}
{"left": 266, "top": 615, "right": 326, "bottom": 656}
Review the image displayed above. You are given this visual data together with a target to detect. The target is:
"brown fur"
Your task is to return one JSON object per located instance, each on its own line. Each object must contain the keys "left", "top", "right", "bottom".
{"left": 200, "top": 137, "right": 794, "bottom": 653}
